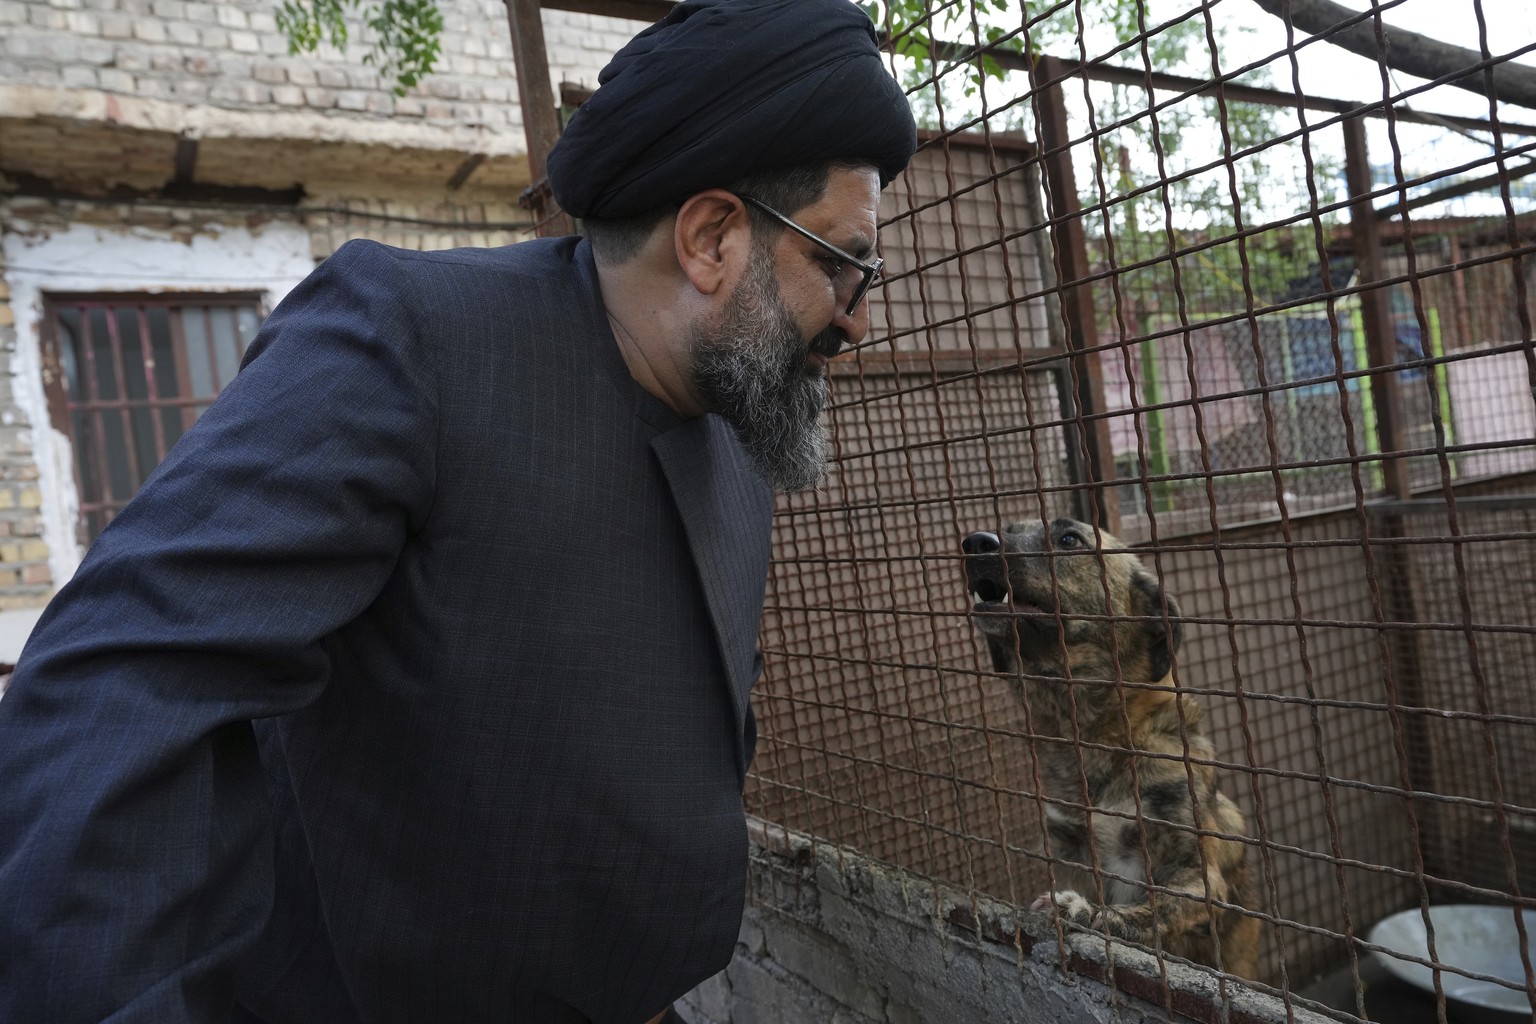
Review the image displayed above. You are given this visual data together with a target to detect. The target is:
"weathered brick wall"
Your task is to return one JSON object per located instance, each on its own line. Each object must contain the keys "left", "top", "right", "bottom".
{"left": 0, "top": 0, "right": 636, "bottom": 139}
{"left": 303, "top": 189, "right": 535, "bottom": 258}
{"left": 0, "top": 188, "right": 533, "bottom": 603}
{"left": 538, "top": 7, "right": 636, "bottom": 93}
{"left": 0, "top": 256, "right": 52, "bottom": 611}
{"left": 0, "top": 0, "right": 645, "bottom": 607}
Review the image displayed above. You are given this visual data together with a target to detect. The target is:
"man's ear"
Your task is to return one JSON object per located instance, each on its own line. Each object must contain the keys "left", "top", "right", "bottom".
{"left": 1130, "top": 570, "right": 1182, "bottom": 682}
{"left": 673, "top": 190, "right": 752, "bottom": 299}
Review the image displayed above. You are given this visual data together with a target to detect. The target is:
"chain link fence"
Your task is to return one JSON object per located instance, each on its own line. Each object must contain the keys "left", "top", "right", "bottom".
{"left": 742, "top": 1, "right": 1536, "bottom": 1018}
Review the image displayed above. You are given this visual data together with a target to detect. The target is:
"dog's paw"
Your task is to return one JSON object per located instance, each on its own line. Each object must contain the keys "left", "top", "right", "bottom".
{"left": 1094, "top": 904, "right": 1132, "bottom": 938}
{"left": 1030, "top": 890, "right": 1100, "bottom": 927}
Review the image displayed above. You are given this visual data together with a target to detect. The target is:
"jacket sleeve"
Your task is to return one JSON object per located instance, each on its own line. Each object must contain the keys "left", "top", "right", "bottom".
{"left": 0, "top": 240, "right": 439, "bottom": 1024}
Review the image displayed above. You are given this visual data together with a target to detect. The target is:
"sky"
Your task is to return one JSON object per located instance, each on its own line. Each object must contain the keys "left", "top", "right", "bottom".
{"left": 888, "top": 0, "right": 1535, "bottom": 221}
{"left": 1194, "top": 0, "right": 1534, "bottom": 217}
{"left": 1212, "top": 0, "right": 1533, "bottom": 116}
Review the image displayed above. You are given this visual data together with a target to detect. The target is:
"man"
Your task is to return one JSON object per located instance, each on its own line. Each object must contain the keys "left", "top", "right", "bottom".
{"left": 0, "top": 0, "right": 915, "bottom": 1022}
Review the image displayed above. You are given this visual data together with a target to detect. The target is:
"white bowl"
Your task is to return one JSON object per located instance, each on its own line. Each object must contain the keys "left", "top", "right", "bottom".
{"left": 1368, "top": 904, "right": 1536, "bottom": 1015}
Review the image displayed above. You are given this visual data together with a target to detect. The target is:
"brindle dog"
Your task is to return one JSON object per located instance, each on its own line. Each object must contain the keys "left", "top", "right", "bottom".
{"left": 961, "top": 517, "right": 1260, "bottom": 979}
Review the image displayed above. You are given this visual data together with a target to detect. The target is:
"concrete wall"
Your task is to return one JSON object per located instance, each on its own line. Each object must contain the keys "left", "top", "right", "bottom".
{"left": 0, "top": 0, "right": 649, "bottom": 615}
{"left": 1, "top": 201, "right": 316, "bottom": 589}
{"left": 0, "top": 252, "right": 50, "bottom": 620}
{"left": 0, "top": 0, "right": 634, "bottom": 158}
{"left": 681, "top": 820, "right": 1333, "bottom": 1024}
{"left": 0, "top": 186, "right": 543, "bottom": 607}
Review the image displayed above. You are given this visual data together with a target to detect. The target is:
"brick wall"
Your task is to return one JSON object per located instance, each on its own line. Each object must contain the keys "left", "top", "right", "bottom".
{"left": 0, "top": 0, "right": 638, "bottom": 143}
{"left": 0, "top": 255, "right": 52, "bottom": 610}
{"left": 0, "top": 0, "right": 649, "bottom": 607}
{"left": 0, "top": 188, "right": 534, "bottom": 602}
{"left": 303, "top": 188, "right": 535, "bottom": 259}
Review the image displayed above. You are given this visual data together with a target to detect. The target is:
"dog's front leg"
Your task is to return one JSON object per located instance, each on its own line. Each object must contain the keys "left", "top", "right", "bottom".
{"left": 1032, "top": 866, "right": 1227, "bottom": 949}
{"left": 1091, "top": 877, "right": 1216, "bottom": 946}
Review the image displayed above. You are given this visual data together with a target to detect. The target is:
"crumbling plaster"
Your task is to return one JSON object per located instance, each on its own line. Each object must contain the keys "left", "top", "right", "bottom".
{"left": 1, "top": 215, "right": 314, "bottom": 587}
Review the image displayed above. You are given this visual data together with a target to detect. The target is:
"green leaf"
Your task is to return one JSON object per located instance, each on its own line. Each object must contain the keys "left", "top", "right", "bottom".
{"left": 275, "top": 0, "right": 441, "bottom": 97}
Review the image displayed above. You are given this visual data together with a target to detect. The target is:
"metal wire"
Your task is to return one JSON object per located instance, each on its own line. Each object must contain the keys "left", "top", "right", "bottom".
{"left": 744, "top": 0, "right": 1536, "bottom": 1019}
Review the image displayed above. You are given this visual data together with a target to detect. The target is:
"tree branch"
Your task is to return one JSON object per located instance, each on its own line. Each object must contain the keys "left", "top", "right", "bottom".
{"left": 1249, "top": 0, "right": 1536, "bottom": 112}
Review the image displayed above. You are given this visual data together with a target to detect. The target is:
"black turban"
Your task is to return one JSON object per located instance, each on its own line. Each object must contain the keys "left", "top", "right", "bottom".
{"left": 546, "top": 0, "right": 918, "bottom": 220}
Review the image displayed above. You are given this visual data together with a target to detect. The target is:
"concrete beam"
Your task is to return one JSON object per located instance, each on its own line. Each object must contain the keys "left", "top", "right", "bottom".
{"left": 0, "top": 85, "right": 520, "bottom": 158}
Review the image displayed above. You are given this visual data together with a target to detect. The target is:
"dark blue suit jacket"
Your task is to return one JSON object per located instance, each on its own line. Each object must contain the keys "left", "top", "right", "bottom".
{"left": 0, "top": 238, "right": 773, "bottom": 1024}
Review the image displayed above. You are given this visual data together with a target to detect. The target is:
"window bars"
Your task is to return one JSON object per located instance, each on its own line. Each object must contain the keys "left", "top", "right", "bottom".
{"left": 41, "top": 294, "right": 263, "bottom": 543}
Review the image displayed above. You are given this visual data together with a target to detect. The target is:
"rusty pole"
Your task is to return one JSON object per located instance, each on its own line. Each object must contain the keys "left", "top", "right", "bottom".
{"left": 1343, "top": 115, "right": 1411, "bottom": 500}
{"left": 505, "top": 0, "right": 575, "bottom": 237}
{"left": 1034, "top": 55, "right": 1121, "bottom": 534}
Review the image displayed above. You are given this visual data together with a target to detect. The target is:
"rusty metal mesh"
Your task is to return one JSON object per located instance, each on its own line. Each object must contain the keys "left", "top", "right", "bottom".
{"left": 743, "top": 1, "right": 1536, "bottom": 1019}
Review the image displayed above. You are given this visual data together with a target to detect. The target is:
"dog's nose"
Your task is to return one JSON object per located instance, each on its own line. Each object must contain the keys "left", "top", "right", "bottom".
{"left": 962, "top": 532, "right": 1000, "bottom": 556}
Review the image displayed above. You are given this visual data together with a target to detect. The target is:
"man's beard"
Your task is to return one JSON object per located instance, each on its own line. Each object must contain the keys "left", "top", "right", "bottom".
{"left": 689, "top": 255, "right": 843, "bottom": 492}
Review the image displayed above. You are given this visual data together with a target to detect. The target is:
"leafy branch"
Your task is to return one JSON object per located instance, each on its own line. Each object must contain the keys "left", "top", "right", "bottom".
{"left": 275, "top": 0, "right": 444, "bottom": 96}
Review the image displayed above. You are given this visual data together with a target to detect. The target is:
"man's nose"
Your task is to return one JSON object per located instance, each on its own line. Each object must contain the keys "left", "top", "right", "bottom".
{"left": 833, "top": 289, "right": 871, "bottom": 345}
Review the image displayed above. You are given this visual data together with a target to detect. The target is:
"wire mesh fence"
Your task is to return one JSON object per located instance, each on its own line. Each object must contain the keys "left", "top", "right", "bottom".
{"left": 741, "top": 0, "right": 1536, "bottom": 1019}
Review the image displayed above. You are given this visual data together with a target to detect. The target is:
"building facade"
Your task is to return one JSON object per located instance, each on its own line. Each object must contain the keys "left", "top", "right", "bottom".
{"left": 0, "top": 0, "right": 636, "bottom": 640}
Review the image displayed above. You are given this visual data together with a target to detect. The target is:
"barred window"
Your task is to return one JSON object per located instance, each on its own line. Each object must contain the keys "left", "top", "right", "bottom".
{"left": 40, "top": 294, "right": 262, "bottom": 545}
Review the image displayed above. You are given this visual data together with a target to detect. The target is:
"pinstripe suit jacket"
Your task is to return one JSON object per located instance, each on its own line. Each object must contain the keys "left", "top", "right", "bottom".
{"left": 0, "top": 237, "right": 774, "bottom": 1024}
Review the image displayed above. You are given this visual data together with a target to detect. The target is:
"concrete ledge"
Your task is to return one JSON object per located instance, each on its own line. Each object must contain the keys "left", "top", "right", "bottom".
{"left": 0, "top": 84, "right": 519, "bottom": 155}
{"left": 680, "top": 818, "right": 1340, "bottom": 1024}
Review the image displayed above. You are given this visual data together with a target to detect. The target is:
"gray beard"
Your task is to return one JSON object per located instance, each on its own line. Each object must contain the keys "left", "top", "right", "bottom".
{"left": 690, "top": 257, "right": 838, "bottom": 493}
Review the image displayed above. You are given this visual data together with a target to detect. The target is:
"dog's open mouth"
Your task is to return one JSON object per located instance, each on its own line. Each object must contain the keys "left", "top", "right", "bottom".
{"left": 963, "top": 549, "right": 1059, "bottom": 638}
{"left": 972, "top": 590, "right": 1050, "bottom": 614}
{"left": 968, "top": 576, "right": 1053, "bottom": 620}
{"left": 971, "top": 578, "right": 1009, "bottom": 605}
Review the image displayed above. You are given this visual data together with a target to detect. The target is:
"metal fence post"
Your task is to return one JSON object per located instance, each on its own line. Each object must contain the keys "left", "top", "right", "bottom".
{"left": 1034, "top": 56, "right": 1121, "bottom": 534}
{"left": 1343, "top": 115, "right": 1410, "bottom": 500}
{"left": 505, "top": 0, "right": 576, "bottom": 237}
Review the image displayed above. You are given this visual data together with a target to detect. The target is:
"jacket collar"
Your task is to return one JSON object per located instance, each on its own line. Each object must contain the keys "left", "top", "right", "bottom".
{"left": 651, "top": 415, "right": 773, "bottom": 752}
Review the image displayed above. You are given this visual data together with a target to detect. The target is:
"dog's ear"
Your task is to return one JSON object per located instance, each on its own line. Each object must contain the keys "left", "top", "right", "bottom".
{"left": 1131, "top": 570, "right": 1182, "bottom": 682}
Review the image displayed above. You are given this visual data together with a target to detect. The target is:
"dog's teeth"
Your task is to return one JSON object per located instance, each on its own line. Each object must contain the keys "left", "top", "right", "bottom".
{"left": 972, "top": 591, "right": 983, "bottom": 604}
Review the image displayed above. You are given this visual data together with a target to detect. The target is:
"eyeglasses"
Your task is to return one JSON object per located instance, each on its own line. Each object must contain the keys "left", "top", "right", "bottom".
{"left": 739, "top": 194, "right": 884, "bottom": 317}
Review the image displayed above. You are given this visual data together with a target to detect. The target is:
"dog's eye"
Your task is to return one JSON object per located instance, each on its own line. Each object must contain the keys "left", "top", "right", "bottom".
{"left": 1057, "top": 531, "right": 1081, "bottom": 549}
